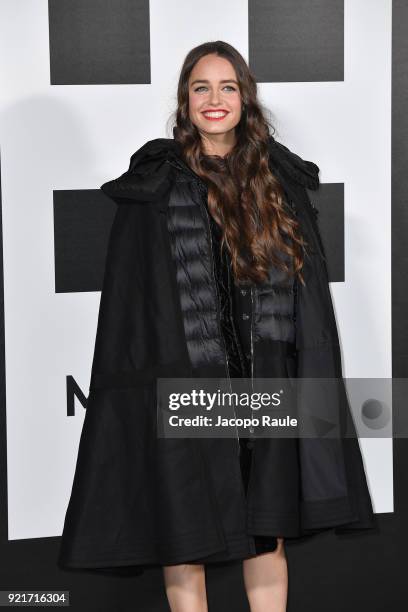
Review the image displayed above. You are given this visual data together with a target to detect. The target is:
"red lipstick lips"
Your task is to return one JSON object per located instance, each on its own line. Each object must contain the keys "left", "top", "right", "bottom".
{"left": 201, "top": 109, "right": 229, "bottom": 121}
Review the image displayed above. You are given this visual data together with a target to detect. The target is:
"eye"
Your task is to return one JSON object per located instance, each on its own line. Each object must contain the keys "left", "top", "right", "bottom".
{"left": 193, "top": 85, "right": 237, "bottom": 92}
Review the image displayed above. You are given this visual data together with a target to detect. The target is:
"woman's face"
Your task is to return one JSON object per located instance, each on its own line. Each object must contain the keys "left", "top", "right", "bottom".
{"left": 188, "top": 54, "right": 243, "bottom": 144}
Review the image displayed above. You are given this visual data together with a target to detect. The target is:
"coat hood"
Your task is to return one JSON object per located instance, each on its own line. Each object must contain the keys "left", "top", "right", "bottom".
{"left": 100, "top": 134, "right": 320, "bottom": 204}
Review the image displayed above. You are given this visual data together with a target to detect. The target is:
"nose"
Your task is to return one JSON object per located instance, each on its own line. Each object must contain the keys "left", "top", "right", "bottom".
{"left": 208, "top": 90, "right": 221, "bottom": 106}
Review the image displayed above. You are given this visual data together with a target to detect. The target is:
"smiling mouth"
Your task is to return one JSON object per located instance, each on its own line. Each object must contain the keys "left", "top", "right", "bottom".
{"left": 202, "top": 110, "right": 229, "bottom": 120}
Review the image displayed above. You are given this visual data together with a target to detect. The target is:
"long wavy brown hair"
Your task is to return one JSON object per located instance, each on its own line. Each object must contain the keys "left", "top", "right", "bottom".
{"left": 171, "top": 40, "right": 309, "bottom": 287}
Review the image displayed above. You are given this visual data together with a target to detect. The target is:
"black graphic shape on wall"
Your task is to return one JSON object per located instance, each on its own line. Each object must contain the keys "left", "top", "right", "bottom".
{"left": 48, "top": 0, "right": 151, "bottom": 85}
{"left": 249, "top": 0, "right": 344, "bottom": 82}
{"left": 308, "top": 183, "right": 345, "bottom": 283}
{"left": 53, "top": 189, "right": 116, "bottom": 293}
{"left": 66, "top": 375, "right": 87, "bottom": 417}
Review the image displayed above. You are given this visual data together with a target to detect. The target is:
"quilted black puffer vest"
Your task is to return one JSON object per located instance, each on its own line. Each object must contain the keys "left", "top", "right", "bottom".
{"left": 165, "top": 159, "right": 297, "bottom": 385}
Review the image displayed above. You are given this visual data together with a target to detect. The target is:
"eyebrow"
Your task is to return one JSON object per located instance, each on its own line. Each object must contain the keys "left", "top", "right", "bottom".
{"left": 190, "top": 79, "right": 239, "bottom": 86}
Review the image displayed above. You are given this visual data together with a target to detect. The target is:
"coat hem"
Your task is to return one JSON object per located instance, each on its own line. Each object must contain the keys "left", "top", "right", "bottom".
{"left": 246, "top": 495, "right": 365, "bottom": 535}
{"left": 58, "top": 542, "right": 228, "bottom": 570}
{"left": 58, "top": 533, "right": 264, "bottom": 570}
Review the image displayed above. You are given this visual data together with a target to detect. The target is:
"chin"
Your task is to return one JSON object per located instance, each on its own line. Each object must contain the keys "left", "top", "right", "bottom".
{"left": 199, "top": 123, "right": 236, "bottom": 134}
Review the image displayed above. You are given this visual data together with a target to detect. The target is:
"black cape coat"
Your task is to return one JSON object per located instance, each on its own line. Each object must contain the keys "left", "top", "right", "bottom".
{"left": 57, "top": 135, "right": 378, "bottom": 576}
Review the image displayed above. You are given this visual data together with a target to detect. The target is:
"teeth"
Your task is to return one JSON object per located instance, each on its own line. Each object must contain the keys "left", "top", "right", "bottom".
{"left": 203, "top": 111, "right": 227, "bottom": 118}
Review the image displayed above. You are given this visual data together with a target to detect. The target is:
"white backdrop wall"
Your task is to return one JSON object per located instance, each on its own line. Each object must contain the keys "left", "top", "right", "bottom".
{"left": 0, "top": 0, "right": 391, "bottom": 545}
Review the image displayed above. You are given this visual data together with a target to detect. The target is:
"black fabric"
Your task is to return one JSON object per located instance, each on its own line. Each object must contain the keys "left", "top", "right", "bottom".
{"left": 57, "top": 135, "right": 378, "bottom": 576}
{"left": 232, "top": 283, "right": 252, "bottom": 364}
{"left": 206, "top": 204, "right": 279, "bottom": 556}
{"left": 207, "top": 215, "right": 249, "bottom": 379}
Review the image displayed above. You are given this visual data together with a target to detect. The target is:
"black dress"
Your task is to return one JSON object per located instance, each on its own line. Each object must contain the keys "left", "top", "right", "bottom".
{"left": 206, "top": 206, "right": 279, "bottom": 555}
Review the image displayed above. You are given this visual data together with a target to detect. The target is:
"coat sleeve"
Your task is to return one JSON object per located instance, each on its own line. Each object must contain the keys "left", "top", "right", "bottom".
{"left": 91, "top": 156, "right": 177, "bottom": 391}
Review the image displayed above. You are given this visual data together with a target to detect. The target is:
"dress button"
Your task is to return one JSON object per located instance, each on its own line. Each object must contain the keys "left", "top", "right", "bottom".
{"left": 246, "top": 441, "right": 254, "bottom": 450}
{"left": 240, "top": 289, "right": 247, "bottom": 296}
{"left": 242, "top": 313, "right": 250, "bottom": 320}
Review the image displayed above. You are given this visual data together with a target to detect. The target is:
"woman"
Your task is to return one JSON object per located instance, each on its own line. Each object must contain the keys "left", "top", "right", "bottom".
{"left": 58, "top": 41, "right": 378, "bottom": 611}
